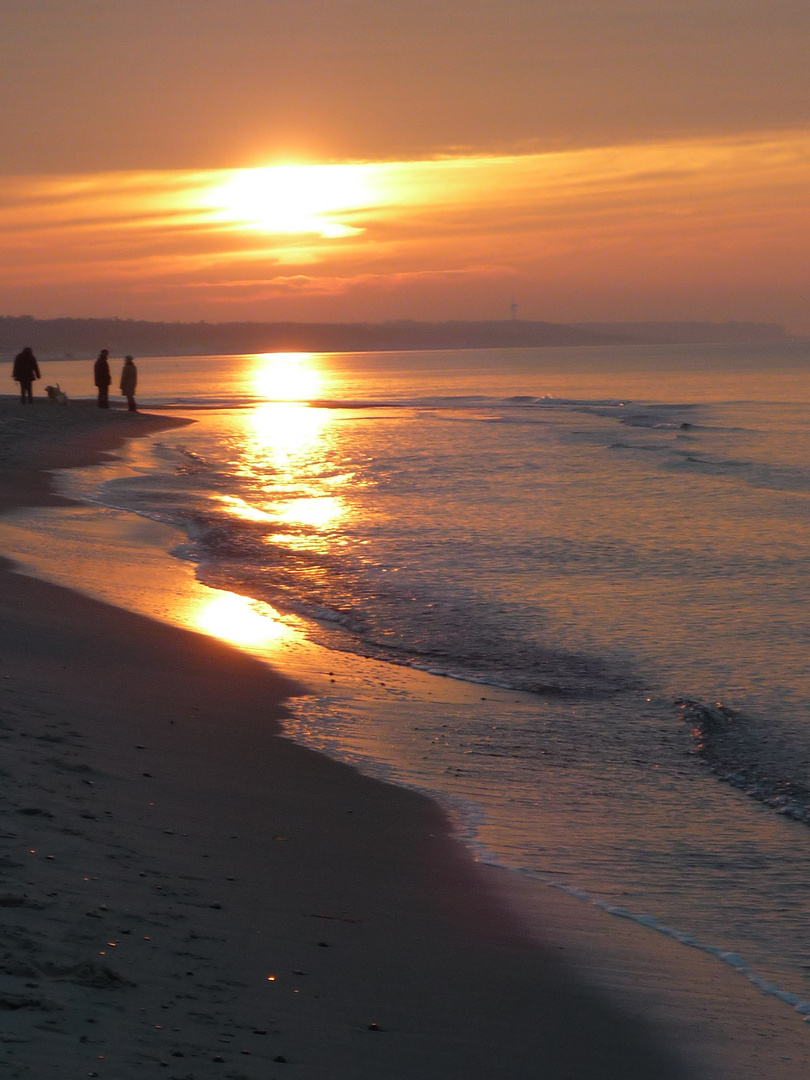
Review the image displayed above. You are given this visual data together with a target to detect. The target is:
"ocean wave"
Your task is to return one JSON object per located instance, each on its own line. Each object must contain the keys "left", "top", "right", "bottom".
{"left": 664, "top": 452, "right": 810, "bottom": 492}
{"left": 144, "top": 392, "right": 632, "bottom": 413}
{"left": 679, "top": 699, "right": 810, "bottom": 826}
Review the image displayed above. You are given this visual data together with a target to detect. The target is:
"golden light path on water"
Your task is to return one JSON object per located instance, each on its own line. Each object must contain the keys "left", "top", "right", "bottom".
{"left": 248, "top": 351, "right": 326, "bottom": 402}
{"left": 212, "top": 351, "right": 349, "bottom": 534}
{"left": 0, "top": 349, "right": 347, "bottom": 656}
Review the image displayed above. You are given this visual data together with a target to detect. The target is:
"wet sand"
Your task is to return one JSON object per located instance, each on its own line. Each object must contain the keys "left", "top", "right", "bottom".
{"left": 0, "top": 396, "right": 807, "bottom": 1078}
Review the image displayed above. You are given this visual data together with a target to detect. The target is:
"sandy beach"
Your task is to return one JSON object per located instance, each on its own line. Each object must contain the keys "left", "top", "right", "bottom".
{"left": 0, "top": 396, "right": 808, "bottom": 1079}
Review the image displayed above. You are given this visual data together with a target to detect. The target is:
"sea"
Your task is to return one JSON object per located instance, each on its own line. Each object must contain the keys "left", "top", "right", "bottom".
{"left": 2, "top": 343, "right": 810, "bottom": 1020}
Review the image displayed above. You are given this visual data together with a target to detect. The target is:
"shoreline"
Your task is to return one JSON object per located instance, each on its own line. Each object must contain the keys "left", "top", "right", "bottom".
{"left": 0, "top": 397, "right": 807, "bottom": 1077}
{"left": 0, "top": 396, "right": 194, "bottom": 511}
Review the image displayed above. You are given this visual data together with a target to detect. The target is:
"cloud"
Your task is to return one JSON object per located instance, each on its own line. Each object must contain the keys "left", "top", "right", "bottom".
{"left": 178, "top": 265, "right": 516, "bottom": 302}
{"left": 1, "top": 130, "right": 809, "bottom": 327}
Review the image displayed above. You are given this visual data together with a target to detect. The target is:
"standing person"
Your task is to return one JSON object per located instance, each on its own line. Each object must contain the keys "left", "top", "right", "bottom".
{"left": 120, "top": 354, "right": 138, "bottom": 412}
{"left": 12, "top": 347, "right": 41, "bottom": 404}
{"left": 94, "top": 349, "right": 111, "bottom": 408}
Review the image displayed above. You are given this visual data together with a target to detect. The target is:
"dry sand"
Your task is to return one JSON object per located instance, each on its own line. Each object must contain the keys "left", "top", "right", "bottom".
{"left": 0, "top": 396, "right": 807, "bottom": 1079}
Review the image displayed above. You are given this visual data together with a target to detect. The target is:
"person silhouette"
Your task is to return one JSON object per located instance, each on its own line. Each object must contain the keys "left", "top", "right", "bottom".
{"left": 94, "top": 349, "right": 111, "bottom": 408}
{"left": 120, "top": 355, "right": 138, "bottom": 412}
{"left": 12, "top": 347, "right": 41, "bottom": 404}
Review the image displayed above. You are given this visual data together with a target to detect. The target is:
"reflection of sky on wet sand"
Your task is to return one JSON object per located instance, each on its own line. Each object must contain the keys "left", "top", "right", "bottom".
{"left": 190, "top": 590, "right": 288, "bottom": 649}
{"left": 0, "top": 500, "right": 494, "bottom": 717}
{"left": 0, "top": 507, "right": 295, "bottom": 657}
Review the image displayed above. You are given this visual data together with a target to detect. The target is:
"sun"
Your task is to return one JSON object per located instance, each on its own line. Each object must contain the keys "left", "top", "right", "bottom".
{"left": 207, "top": 164, "right": 371, "bottom": 237}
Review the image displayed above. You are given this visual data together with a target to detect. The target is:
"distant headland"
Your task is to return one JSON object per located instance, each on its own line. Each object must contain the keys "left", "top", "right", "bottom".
{"left": 0, "top": 316, "right": 801, "bottom": 360}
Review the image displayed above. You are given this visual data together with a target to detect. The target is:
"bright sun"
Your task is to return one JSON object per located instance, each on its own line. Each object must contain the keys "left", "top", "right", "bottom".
{"left": 207, "top": 164, "right": 371, "bottom": 237}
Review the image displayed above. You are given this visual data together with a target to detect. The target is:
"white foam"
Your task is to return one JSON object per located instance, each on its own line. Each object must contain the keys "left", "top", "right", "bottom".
{"left": 481, "top": 862, "right": 810, "bottom": 1022}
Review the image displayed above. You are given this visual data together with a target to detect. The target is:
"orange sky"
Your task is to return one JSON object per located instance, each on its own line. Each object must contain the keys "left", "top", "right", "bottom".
{"left": 2, "top": 1, "right": 809, "bottom": 330}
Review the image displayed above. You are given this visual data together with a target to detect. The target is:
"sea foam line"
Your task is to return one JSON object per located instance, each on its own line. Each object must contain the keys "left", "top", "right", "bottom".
{"left": 498, "top": 866, "right": 810, "bottom": 1022}
{"left": 278, "top": 705, "right": 810, "bottom": 1025}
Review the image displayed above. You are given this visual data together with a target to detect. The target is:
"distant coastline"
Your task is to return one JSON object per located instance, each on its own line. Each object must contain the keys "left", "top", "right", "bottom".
{"left": 0, "top": 315, "right": 802, "bottom": 361}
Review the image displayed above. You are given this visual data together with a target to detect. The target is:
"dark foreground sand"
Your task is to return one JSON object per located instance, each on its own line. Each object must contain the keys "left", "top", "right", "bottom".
{"left": 0, "top": 398, "right": 808, "bottom": 1079}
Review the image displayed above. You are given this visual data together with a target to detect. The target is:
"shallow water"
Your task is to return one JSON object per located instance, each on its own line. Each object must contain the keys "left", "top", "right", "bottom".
{"left": 6, "top": 342, "right": 810, "bottom": 1017}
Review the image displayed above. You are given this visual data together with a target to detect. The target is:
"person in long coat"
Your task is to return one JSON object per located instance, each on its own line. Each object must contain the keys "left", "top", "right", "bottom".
{"left": 94, "top": 349, "right": 111, "bottom": 408}
{"left": 12, "top": 347, "right": 41, "bottom": 404}
{"left": 120, "top": 355, "right": 138, "bottom": 412}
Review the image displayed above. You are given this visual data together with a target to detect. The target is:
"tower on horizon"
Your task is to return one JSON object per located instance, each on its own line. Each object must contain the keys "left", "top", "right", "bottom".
{"left": 510, "top": 301, "right": 518, "bottom": 321}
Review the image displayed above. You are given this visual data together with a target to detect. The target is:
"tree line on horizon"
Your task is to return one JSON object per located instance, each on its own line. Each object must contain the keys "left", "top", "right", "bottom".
{"left": 0, "top": 315, "right": 798, "bottom": 360}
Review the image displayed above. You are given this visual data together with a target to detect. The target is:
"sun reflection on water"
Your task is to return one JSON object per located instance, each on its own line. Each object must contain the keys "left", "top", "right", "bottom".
{"left": 205, "top": 354, "right": 357, "bottom": 581}
{"left": 250, "top": 352, "right": 324, "bottom": 402}
{"left": 216, "top": 494, "right": 276, "bottom": 522}
{"left": 221, "top": 376, "right": 351, "bottom": 552}
{"left": 217, "top": 489, "right": 345, "bottom": 531}
{"left": 276, "top": 495, "right": 345, "bottom": 529}
{"left": 243, "top": 401, "right": 334, "bottom": 473}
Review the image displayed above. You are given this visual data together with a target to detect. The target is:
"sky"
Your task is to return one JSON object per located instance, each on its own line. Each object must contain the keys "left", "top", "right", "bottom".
{"left": 2, "top": 0, "right": 809, "bottom": 330}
